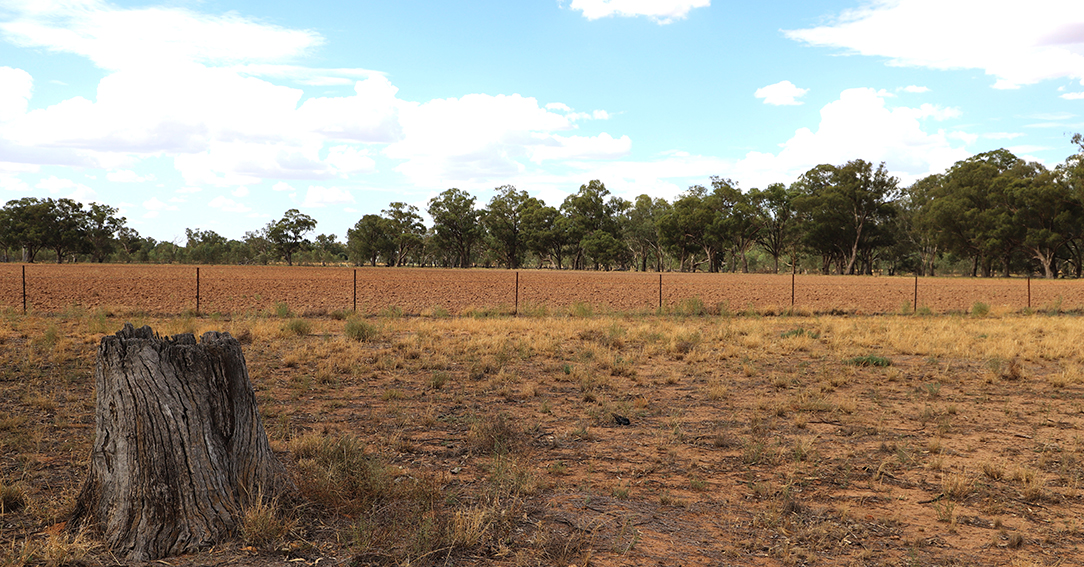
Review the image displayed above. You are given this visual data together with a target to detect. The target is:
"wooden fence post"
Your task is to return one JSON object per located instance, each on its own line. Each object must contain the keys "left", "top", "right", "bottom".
{"left": 791, "top": 260, "right": 795, "bottom": 308}
{"left": 195, "top": 267, "right": 200, "bottom": 316}
{"left": 913, "top": 272, "right": 918, "bottom": 314}
{"left": 658, "top": 274, "right": 663, "bottom": 312}
{"left": 514, "top": 271, "right": 519, "bottom": 316}
{"left": 22, "top": 265, "right": 27, "bottom": 314}
{"left": 353, "top": 269, "right": 357, "bottom": 313}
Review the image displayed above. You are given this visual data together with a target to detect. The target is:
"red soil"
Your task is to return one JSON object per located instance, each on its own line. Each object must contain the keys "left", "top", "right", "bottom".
{"left": 1, "top": 264, "right": 1080, "bottom": 315}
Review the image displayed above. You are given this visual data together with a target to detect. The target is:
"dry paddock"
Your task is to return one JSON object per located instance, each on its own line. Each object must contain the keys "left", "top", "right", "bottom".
{"left": 1, "top": 264, "right": 1082, "bottom": 316}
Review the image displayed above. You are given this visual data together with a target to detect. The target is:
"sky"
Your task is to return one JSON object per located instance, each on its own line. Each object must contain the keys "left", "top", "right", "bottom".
{"left": 1, "top": 0, "right": 1083, "bottom": 243}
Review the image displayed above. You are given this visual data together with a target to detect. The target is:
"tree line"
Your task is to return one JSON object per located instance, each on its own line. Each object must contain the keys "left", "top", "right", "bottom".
{"left": 3, "top": 146, "right": 1084, "bottom": 278}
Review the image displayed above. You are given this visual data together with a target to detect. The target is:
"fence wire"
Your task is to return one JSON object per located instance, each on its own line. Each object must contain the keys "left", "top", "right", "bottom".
{"left": 2, "top": 264, "right": 1081, "bottom": 316}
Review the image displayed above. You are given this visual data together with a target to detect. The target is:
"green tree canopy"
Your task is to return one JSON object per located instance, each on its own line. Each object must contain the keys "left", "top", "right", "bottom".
{"left": 267, "top": 209, "right": 317, "bottom": 266}
{"left": 428, "top": 188, "right": 482, "bottom": 269}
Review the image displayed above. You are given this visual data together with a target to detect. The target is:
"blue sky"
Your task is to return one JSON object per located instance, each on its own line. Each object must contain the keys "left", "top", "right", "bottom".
{"left": 1, "top": 0, "right": 1083, "bottom": 242}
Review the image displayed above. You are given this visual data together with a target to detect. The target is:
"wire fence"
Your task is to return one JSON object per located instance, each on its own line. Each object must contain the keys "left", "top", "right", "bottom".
{"left": 2, "top": 264, "right": 1082, "bottom": 317}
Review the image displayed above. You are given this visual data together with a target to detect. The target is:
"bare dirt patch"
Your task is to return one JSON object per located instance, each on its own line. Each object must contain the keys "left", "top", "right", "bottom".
{"left": 2, "top": 264, "right": 1082, "bottom": 315}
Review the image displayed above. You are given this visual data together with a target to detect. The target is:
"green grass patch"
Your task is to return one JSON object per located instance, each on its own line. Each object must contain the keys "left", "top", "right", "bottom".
{"left": 844, "top": 354, "right": 892, "bottom": 367}
{"left": 344, "top": 318, "right": 380, "bottom": 342}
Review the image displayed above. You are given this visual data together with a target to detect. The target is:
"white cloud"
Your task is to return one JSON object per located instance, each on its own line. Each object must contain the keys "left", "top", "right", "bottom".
{"left": 567, "top": 0, "right": 710, "bottom": 24}
{"left": 325, "top": 145, "right": 376, "bottom": 175}
{"left": 0, "top": 161, "right": 38, "bottom": 174}
{"left": 142, "top": 196, "right": 177, "bottom": 218}
{"left": 905, "top": 103, "right": 961, "bottom": 121}
{"left": 36, "top": 175, "right": 78, "bottom": 192}
{"left": 0, "top": 0, "right": 323, "bottom": 71}
{"left": 0, "top": 174, "right": 30, "bottom": 192}
{"left": 106, "top": 169, "right": 152, "bottom": 182}
{"left": 0, "top": 67, "right": 404, "bottom": 183}
{"left": 1061, "top": 92, "right": 1084, "bottom": 100}
{"left": 295, "top": 75, "right": 403, "bottom": 143}
{"left": 231, "top": 64, "right": 383, "bottom": 87}
{"left": 730, "top": 88, "right": 971, "bottom": 187}
{"left": 0, "top": 1, "right": 642, "bottom": 206}
{"left": 301, "top": 185, "right": 354, "bottom": 208}
{"left": 0, "top": 3, "right": 402, "bottom": 183}
{"left": 68, "top": 185, "right": 98, "bottom": 202}
{"left": 1007, "top": 144, "right": 1050, "bottom": 156}
{"left": 386, "top": 93, "right": 620, "bottom": 185}
{"left": 984, "top": 132, "right": 1025, "bottom": 140}
{"left": 0, "top": 67, "right": 32, "bottom": 122}
{"left": 207, "top": 195, "right": 250, "bottom": 213}
{"left": 529, "top": 133, "right": 632, "bottom": 163}
{"left": 552, "top": 150, "right": 729, "bottom": 202}
{"left": 786, "top": 0, "right": 1084, "bottom": 89}
{"left": 174, "top": 140, "right": 330, "bottom": 187}
{"left": 36, "top": 174, "right": 100, "bottom": 201}
{"left": 232, "top": 186, "right": 249, "bottom": 197}
{"left": 754, "top": 80, "right": 809, "bottom": 106}
{"left": 901, "top": 85, "right": 930, "bottom": 93}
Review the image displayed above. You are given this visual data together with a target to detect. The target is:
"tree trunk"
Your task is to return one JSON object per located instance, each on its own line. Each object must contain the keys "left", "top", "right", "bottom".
{"left": 69, "top": 324, "right": 293, "bottom": 561}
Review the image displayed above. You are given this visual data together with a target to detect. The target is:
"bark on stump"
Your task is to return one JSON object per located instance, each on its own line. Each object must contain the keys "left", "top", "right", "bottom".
{"left": 70, "top": 323, "right": 292, "bottom": 561}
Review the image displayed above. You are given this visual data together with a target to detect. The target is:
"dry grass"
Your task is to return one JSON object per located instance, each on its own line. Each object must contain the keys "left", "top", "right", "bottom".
{"left": 3, "top": 307, "right": 1084, "bottom": 566}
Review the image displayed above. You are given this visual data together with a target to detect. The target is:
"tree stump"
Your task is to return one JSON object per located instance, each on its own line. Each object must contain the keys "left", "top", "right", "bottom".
{"left": 70, "top": 323, "right": 293, "bottom": 560}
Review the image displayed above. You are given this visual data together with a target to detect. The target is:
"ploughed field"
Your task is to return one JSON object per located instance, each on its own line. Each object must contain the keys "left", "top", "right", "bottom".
{"left": 2, "top": 264, "right": 1082, "bottom": 315}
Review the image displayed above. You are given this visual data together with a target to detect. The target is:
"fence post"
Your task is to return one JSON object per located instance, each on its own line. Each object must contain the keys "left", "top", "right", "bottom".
{"left": 791, "top": 260, "right": 795, "bottom": 308}
{"left": 353, "top": 269, "right": 357, "bottom": 313}
{"left": 913, "top": 272, "right": 918, "bottom": 314}
{"left": 196, "top": 267, "right": 200, "bottom": 316}
{"left": 22, "top": 265, "right": 27, "bottom": 314}
{"left": 658, "top": 274, "right": 662, "bottom": 312}
{"left": 1027, "top": 273, "right": 1031, "bottom": 310}
{"left": 514, "top": 271, "right": 519, "bottom": 316}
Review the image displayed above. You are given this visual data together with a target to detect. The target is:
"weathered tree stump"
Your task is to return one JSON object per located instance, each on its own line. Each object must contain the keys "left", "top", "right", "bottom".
{"left": 70, "top": 323, "right": 293, "bottom": 561}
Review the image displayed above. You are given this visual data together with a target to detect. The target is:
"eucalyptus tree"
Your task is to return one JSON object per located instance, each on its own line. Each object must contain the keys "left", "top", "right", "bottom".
{"left": 793, "top": 164, "right": 848, "bottom": 273}
{"left": 707, "top": 176, "right": 761, "bottom": 273}
{"left": 895, "top": 175, "right": 943, "bottom": 276}
{"left": 658, "top": 186, "right": 712, "bottom": 272}
{"left": 930, "top": 150, "right": 1023, "bottom": 277}
{"left": 581, "top": 229, "right": 626, "bottom": 270}
{"left": 1008, "top": 161, "right": 1081, "bottom": 278}
{"left": 33, "top": 198, "right": 87, "bottom": 263}
{"left": 115, "top": 227, "right": 148, "bottom": 263}
{"left": 623, "top": 195, "right": 670, "bottom": 272}
{"left": 382, "top": 202, "right": 426, "bottom": 266}
{"left": 1056, "top": 152, "right": 1084, "bottom": 277}
{"left": 242, "top": 228, "right": 273, "bottom": 265}
{"left": 428, "top": 188, "right": 482, "bottom": 269}
{"left": 347, "top": 214, "right": 396, "bottom": 266}
{"left": 266, "top": 209, "right": 317, "bottom": 266}
{"left": 184, "top": 228, "right": 229, "bottom": 264}
{"left": 0, "top": 197, "right": 53, "bottom": 262}
{"left": 312, "top": 234, "right": 346, "bottom": 266}
{"left": 794, "top": 160, "right": 897, "bottom": 275}
{"left": 522, "top": 202, "right": 570, "bottom": 268}
{"left": 560, "top": 180, "right": 624, "bottom": 270}
{"left": 84, "top": 203, "right": 126, "bottom": 263}
{"left": 483, "top": 185, "right": 537, "bottom": 269}
{"left": 751, "top": 183, "right": 799, "bottom": 273}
